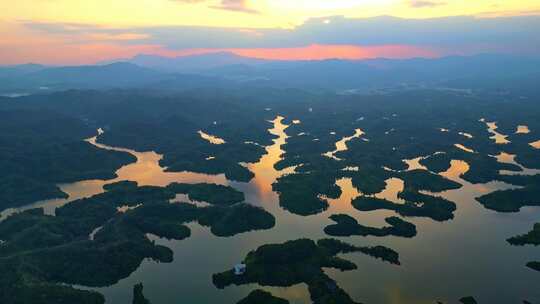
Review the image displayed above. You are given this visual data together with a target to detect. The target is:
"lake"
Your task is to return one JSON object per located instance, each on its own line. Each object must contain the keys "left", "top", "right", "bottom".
{"left": 6, "top": 116, "right": 540, "bottom": 304}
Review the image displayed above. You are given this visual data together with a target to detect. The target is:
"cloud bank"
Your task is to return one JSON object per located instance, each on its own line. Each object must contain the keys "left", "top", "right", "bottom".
{"left": 7, "top": 14, "right": 540, "bottom": 64}
{"left": 172, "top": 0, "right": 258, "bottom": 13}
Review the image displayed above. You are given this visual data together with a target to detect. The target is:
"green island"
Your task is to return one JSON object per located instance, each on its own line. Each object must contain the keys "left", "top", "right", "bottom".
{"left": 0, "top": 109, "right": 135, "bottom": 212}
{"left": 396, "top": 169, "right": 462, "bottom": 192}
{"left": 268, "top": 86, "right": 540, "bottom": 220}
{"left": 507, "top": 223, "right": 540, "bottom": 246}
{"left": 324, "top": 214, "right": 417, "bottom": 238}
{"left": 526, "top": 262, "right": 540, "bottom": 272}
{"left": 351, "top": 191, "right": 456, "bottom": 222}
{"left": 0, "top": 181, "right": 275, "bottom": 303}
{"left": 103, "top": 180, "right": 138, "bottom": 192}
{"left": 459, "top": 296, "right": 478, "bottom": 304}
{"left": 213, "top": 238, "right": 399, "bottom": 304}
{"left": 0, "top": 73, "right": 540, "bottom": 303}
{"left": 272, "top": 171, "right": 341, "bottom": 216}
{"left": 507, "top": 222, "right": 540, "bottom": 273}
{"left": 167, "top": 182, "right": 245, "bottom": 206}
{"left": 4, "top": 87, "right": 540, "bottom": 218}
{"left": 346, "top": 168, "right": 391, "bottom": 195}
{"left": 476, "top": 175, "right": 540, "bottom": 212}
{"left": 133, "top": 283, "right": 152, "bottom": 304}
{"left": 237, "top": 290, "right": 289, "bottom": 304}
{"left": 88, "top": 90, "right": 275, "bottom": 183}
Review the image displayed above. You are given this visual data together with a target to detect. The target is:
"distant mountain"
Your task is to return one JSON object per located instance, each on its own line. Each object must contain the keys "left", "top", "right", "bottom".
{"left": 25, "top": 62, "right": 163, "bottom": 87}
{"left": 0, "top": 62, "right": 237, "bottom": 94}
{"left": 2, "top": 54, "right": 540, "bottom": 95}
{"left": 0, "top": 63, "right": 47, "bottom": 79}
{"left": 203, "top": 54, "right": 540, "bottom": 91}
{"left": 0, "top": 62, "right": 171, "bottom": 93}
{"left": 106, "top": 52, "right": 268, "bottom": 73}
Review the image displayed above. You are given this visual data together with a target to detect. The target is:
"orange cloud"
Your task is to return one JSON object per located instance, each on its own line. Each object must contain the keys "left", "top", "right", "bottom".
{"left": 1, "top": 41, "right": 441, "bottom": 65}
{"left": 141, "top": 43, "right": 440, "bottom": 61}
{"left": 127, "top": 43, "right": 440, "bottom": 62}
{"left": 226, "top": 44, "right": 439, "bottom": 60}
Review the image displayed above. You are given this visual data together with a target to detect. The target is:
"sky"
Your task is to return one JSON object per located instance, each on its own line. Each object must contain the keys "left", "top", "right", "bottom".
{"left": 1, "top": 0, "right": 540, "bottom": 64}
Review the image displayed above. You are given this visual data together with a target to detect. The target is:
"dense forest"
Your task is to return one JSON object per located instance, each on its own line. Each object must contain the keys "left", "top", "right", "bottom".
{"left": 1, "top": 85, "right": 539, "bottom": 303}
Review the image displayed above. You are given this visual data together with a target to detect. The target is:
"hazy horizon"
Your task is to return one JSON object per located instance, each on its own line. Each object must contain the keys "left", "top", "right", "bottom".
{"left": 2, "top": 1, "right": 540, "bottom": 65}
{"left": 2, "top": 2, "right": 540, "bottom": 304}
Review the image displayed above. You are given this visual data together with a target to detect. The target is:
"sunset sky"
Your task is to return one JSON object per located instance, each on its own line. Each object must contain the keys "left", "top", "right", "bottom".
{"left": 1, "top": 0, "right": 540, "bottom": 64}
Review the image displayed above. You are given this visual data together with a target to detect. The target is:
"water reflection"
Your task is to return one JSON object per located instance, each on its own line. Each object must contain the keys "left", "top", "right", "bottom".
{"left": 454, "top": 144, "right": 475, "bottom": 153}
{"left": 516, "top": 125, "right": 530, "bottom": 134}
{"left": 245, "top": 116, "right": 294, "bottom": 200}
{"left": 198, "top": 130, "right": 226, "bottom": 144}
{"left": 92, "top": 115, "right": 328, "bottom": 304}
{"left": 0, "top": 131, "right": 228, "bottom": 220}
{"left": 373, "top": 178, "right": 406, "bottom": 204}
{"left": 323, "top": 129, "right": 365, "bottom": 161}
{"left": 495, "top": 152, "right": 540, "bottom": 176}
{"left": 428, "top": 159, "right": 519, "bottom": 195}
{"left": 403, "top": 157, "right": 428, "bottom": 171}
{"left": 6, "top": 117, "right": 540, "bottom": 304}
{"left": 90, "top": 137, "right": 540, "bottom": 304}
{"left": 458, "top": 132, "right": 474, "bottom": 139}
{"left": 485, "top": 121, "right": 510, "bottom": 144}
{"left": 69, "top": 127, "right": 540, "bottom": 304}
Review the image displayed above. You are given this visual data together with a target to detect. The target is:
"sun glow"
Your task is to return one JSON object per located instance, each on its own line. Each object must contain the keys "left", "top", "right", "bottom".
{"left": 1, "top": 0, "right": 539, "bottom": 64}
{"left": 266, "top": 0, "right": 391, "bottom": 11}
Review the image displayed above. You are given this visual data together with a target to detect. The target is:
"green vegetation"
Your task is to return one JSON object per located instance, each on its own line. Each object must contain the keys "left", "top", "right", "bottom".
{"left": 0, "top": 208, "right": 171, "bottom": 302}
{"left": 347, "top": 169, "right": 390, "bottom": 195}
{"left": 352, "top": 191, "right": 456, "bottom": 222}
{"left": 237, "top": 290, "right": 289, "bottom": 304}
{"left": 476, "top": 175, "right": 540, "bottom": 212}
{"left": 0, "top": 270, "right": 105, "bottom": 304}
{"left": 2, "top": 81, "right": 540, "bottom": 302}
{"left": 459, "top": 296, "right": 478, "bottom": 304}
{"left": 166, "top": 159, "right": 255, "bottom": 183}
{"left": 213, "top": 238, "right": 399, "bottom": 304}
{"left": 397, "top": 190, "right": 457, "bottom": 221}
{"left": 5, "top": 88, "right": 539, "bottom": 218}
{"left": 0, "top": 109, "right": 135, "bottom": 211}
{"left": 133, "top": 283, "right": 152, "bottom": 304}
{"left": 324, "top": 214, "right": 417, "bottom": 238}
{"left": 103, "top": 180, "right": 138, "bottom": 192}
{"left": 269, "top": 87, "right": 540, "bottom": 223}
{"left": 87, "top": 90, "right": 273, "bottom": 183}
{"left": 397, "top": 169, "right": 462, "bottom": 192}
{"left": 0, "top": 89, "right": 278, "bottom": 194}
{"left": 123, "top": 203, "right": 196, "bottom": 240}
{"left": 507, "top": 223, "right": 540, "bottom": 273}
{"left": 507, "top": 223, "right": 540, "bottom": 246}
{"left": 198, "top": 204, "right": 275, "bottom": 237}
{"left": 272, "top": 172, "right": 341, "bottom": 216}
{"left": 0, "top": 181, "right": 274, "bottom": 302}
{"left": 419, "top": 153, "right": 452, "bottom": 173}
{"left": 526, "top": 261, "right": 540, "bottom": 272}
{"left": 167, "top": 183, "right": 244, "bottom": 206}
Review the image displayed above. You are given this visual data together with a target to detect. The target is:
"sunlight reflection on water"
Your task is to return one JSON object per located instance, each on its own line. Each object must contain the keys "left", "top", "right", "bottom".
{"left": 6, "top": 116, "right": 540, "bottom": 304}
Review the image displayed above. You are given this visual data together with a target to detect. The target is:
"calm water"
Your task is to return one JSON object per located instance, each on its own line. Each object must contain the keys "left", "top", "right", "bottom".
{"left": 6, "top": 117, "right": 540, "bottom": 303}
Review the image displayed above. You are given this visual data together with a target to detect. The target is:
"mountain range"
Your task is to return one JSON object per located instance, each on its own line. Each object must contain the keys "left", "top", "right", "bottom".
{"left": 2, "top": 52, "right": 540, "bottom": 95}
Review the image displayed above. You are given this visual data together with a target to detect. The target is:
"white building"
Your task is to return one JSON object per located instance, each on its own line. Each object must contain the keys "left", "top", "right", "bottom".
{"left": 234, "top": 263, "right": 246, "bottom": 275}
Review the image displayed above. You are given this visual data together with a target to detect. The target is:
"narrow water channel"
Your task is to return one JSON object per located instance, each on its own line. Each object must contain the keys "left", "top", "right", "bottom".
{"left": 5, "top": 116, "right": 540, "bottom": 304}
